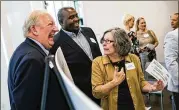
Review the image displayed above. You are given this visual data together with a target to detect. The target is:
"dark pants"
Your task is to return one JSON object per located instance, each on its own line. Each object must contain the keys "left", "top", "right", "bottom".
{"left": 173, "top": 92, "right": 179, "bottom": 110}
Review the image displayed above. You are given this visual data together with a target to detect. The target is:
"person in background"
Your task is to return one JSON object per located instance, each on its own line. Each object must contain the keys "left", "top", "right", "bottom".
{"left": 8, "top": 10, "right": 73, "bottom": 110}
{"left": 123, "top": 14, "right": 135, "bottom": 33}
{"left": 135, "top": 17, "right": 159, "bottom": 108}
{"left": 135, "top": 17, "right": 159, "bottom": 78}
{"left": 50, "top": 7, "right": 102, "bottom": 105}
{"left": 164, "top": 12, "right": 178, "bottom": 110}
{"left": 123, "top": 14, "right": 139, "bottom": 56}
{"left": 91, "top": 27, "right": 164, "bottom": 110}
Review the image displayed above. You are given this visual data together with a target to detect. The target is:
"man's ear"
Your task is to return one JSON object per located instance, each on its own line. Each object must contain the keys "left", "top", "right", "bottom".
{"left": 30, "top": 25, "right": 39, "bottom": 36}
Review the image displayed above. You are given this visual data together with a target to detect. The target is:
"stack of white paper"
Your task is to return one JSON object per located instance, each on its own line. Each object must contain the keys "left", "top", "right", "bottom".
{"left": 145, "top": 59, "right": 170, "bottom": 87}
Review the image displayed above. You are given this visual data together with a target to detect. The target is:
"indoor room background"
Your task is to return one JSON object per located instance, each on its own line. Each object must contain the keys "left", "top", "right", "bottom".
{"left": 1, "top": 1, "right": 178, "bottom": 110}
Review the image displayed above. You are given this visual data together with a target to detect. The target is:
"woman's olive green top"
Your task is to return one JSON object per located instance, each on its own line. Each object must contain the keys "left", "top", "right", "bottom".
{"left": 92, "top": 54, "right": 148, "bottom": 110}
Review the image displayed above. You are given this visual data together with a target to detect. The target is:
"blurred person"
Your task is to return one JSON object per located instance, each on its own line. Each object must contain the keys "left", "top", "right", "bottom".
{"left": 8, "top": 10, "right": 73, "bottom": 110}
{"left": 50, "top": 7, "right": 102, "bottom": 105}
{"left": 123, "top": 14, "right": 135, "bottom": 33}
{"left": 135, "top": 17, "right": 159, "bottom": 77}
{"left": 91, "top": 27, "right": 164, "bottom": 110}
{"left": 123, "top": 14, "right": 139, "bottom": 56}
{"left": 135, "top": 17, "right": 159, "bottom": 108}
{"left": 164, "top": 12, "right": 178, "bottom": 109}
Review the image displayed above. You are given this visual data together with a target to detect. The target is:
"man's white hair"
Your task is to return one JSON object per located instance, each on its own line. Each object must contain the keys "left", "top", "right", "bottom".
{"left": 22, "top": 10, "right": 48, "bottom": 37}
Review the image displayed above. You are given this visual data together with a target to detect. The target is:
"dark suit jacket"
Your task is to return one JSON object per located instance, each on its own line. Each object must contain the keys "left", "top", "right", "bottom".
{"left": 8, "top": 38, "right": 69, "bottom": 110}
{"left": 50, "top": 27, "right": 102, "bottom": 105}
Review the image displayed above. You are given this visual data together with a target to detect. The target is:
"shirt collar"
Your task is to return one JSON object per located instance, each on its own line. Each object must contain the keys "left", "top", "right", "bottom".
{"left": 174, "top": 28, "right": 178, "bottom": 31}
{"left": 62, "top": 28, "right": 82, "bottom": 37}
{"left": 28, "top": 37, "right": 49, "bottom": 55}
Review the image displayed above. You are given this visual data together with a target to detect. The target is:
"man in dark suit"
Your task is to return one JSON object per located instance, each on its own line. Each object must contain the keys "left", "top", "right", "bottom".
{"left": 50, "top": 7, "right": 102, "bottom": 105}
{"left": 8, "top": 10, "right": 70, "bottom": 110}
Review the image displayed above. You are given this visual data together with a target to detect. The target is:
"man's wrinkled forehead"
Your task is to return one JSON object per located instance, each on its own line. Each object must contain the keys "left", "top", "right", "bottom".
{"left": 62, "top": 8, "right": 76, "bottom": 17}
{"left": 170, "top": 14, "right": 178, "bottom": 19}
{"left": 66, "top": 8, "right": 75, "bottom": 12}
{"left": 38, "top": 14, "right": 53, "bottom": 23}
{"left": 66, "top": 8, "right": 77, "bottom": 15}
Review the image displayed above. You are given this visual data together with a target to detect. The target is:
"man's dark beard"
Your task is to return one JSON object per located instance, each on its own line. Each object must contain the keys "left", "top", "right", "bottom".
{"left": 71, "top": 29, "right": 79, "bottom": 35}
{"left": 64, "top": 26, "right": 79, "bottom": 35}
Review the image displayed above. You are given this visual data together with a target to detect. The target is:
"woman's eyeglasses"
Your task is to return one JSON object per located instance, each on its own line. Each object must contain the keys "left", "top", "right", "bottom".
{"left": 101, "top": 39, "right": 114, "bottom": 44}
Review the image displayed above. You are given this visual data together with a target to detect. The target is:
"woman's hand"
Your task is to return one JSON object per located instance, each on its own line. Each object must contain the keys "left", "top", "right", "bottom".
{"left": 112, "top": 67, "right": 125, "bottom": 86}
{"left": 150, "top": 80, "right": 165, "bottom": 92}
{"left": 139, "top": 46, "right": 149, "bottom": 52}
{"left": 94, "top": 66, "right": 126, "bottom": 95}
{"left": 146, "top": 43, "right": 155, "bottom": 50}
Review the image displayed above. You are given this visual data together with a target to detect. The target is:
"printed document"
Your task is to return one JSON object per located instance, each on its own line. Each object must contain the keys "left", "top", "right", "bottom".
{"left": 145, "top": 59, "right": 170, "bottom": 87}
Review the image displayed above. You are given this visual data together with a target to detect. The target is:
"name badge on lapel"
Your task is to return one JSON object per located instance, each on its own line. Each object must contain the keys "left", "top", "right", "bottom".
{"left": 125, "top": 62, "right": 135, "bottom": 70}
{"left": 90, "top": 38, "right": 97, "bottom": 43}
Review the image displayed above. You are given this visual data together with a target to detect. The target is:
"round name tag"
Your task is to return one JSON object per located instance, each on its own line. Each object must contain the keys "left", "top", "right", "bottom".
{"left": 144, "top": 34, "right": 149, "bottom": 38}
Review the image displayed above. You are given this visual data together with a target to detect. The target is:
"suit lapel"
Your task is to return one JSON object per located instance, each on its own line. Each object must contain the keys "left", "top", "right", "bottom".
{"left": 25, "top": 38, "right": 47, "bottom": 57}
{"left": 60, "top": 30, "right": 91, "bottom": 61}
{"left": 81, "top": 28, "right": 96, "bottom": 58}
{"left": 81, "top": 28, "right": 93, "bottom": 47}
{"left": 60, "top": 30, "right": 87, "bottom": 53}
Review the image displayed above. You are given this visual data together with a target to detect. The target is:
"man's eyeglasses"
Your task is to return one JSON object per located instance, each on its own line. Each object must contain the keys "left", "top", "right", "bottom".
{"left": 101, "top": 39, "right": 114, "bottom": 44}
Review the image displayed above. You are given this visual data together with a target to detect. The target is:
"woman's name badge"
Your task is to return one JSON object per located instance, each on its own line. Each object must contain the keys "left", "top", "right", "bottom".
{"left": 144, "top": 34, "right": 149, "bottom": 38}
{"left": 125, "top": 63, "right": 135, "bottom": 70}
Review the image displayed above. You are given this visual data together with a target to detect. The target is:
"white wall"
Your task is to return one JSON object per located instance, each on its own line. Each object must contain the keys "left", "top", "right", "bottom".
{"left": 82, "top": 1, "right": 178, "bottom": 62}
{"left": 1, "top": 1, "right": 45, "bottom": 110}
{"left": 1, "top": 1, "right": 178, "bottom": 109}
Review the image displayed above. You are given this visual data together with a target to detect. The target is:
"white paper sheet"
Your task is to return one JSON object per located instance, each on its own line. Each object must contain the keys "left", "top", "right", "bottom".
{"left": 145, "top": 59, "right": 170, "bottom": 87}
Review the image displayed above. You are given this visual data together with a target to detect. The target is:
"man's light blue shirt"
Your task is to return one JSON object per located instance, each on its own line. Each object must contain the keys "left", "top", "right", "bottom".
{"left": 28, "top": 37, "right": 49, "bottom": 56}
{"left": 62, "top": 28, "right": 93, "bottom": 60}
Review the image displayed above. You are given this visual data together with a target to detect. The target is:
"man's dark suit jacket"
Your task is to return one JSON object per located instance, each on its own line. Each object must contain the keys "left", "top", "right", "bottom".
{"left": 8, "top": 38, "right": 69, "bottom": 110}
{"left": 50, "top": 27, "right": 102, "bottom": 105}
